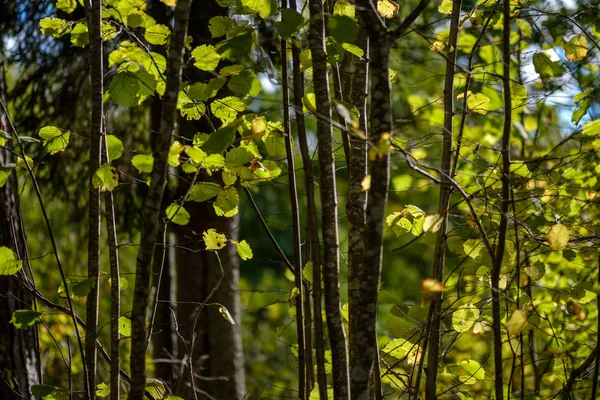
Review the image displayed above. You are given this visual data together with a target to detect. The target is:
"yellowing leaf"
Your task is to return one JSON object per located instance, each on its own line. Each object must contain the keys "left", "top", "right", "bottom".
{"left": 420, "top": 278, "right": 446, "bottom": 293}
{"left": 452, "top": 304, "right": 480, "bottom": 333}
{"left": 430, "top": 41, "right": 446, "bottom": 53}
{"left": 376, "top": 0, "right": 399, "bottom": 19}
{"left": 203, "top": 229, "right": 228, "bottom": 250}
{"left": 361, "top": 175, "right": 371, "bottom": 192}
{"left": 438, "top": 0, "right": 452, "bottom": 14}
{"left": 582, "top": 119, "right": 600, "bottom": 136}
{"left": 564, "top": 34, "right": 588, "bottom": 62}
{"left": 505, "top": 309, "right": 528, "bottom": 336}
{"left": 160, "top": 0, "right": 177, "bottom": 6}
{"left": 545, "top": 224, "right": 569, "bottom": 250}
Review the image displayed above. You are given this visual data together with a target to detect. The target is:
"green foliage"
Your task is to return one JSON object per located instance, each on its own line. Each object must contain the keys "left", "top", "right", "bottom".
{"left": 165, "top": 203, "right": 191, "bottom": 225}
{"left": 10, "top": 310, "right": 42, "bottom": 328}
{"left": 38, "top": 126, "right": 70, "bottom": 154}
{"left": 0, "top": 247, "right": 22, "bottom": 275}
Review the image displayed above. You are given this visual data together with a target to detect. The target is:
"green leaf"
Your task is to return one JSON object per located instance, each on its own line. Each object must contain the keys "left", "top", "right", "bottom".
{"left": 72, "top": 277, "right": 96, "bottom": 297}
{"left": 40, "top": 18, "right": 68, "bottom": 38}
{"left": 106, "top": 135, "right": 124, "bottom": 161}
{"left": 0, "top": 169, "right": 10, "bottom": 188}
{"left": 334, "top": 0, "right": 355, "bottom": 18}
{"left": 96, "top": 382, "right": 110, "bottom": 398}
{"left": 203, "top": 126, "right": 237, "bottom": 154}
{"left": 178, "top": 91, "right": 206, "bottom": 121}
{"left": 188, "top": 182, "right": 221, "bottom": 202}
{"left": 92, "top": 165, "right": 119, "bottom": 191}
{"left": 582, "top": 119, "right": 600, "bottom": 136}
{"left": 188, "top": 77, "right": 226, "bottom": 102}
{"left": 235, "top": 240, "right": 253, "bottom": 260}
{"left": 466, "top": 92, "right": 492, "bottom": 115}
{"left": 108, "top": 72, "right": 141, "bottom": 107}
{"left": 0, "top": 246, "right": 22, "bottom": 275}
{"left": 214, "top": 186, "right": 239, "bottom": 217}
{"left": 209, "top": 16, "right": 235, "bottom": 38}
{"left": 459, "top": 359, "right": 485, "bottom": 385}
{"left": 341, "top": 42, "right": 364, "bottom": 57}
{"left": 220, "top": 64, "right": 246, "bottom": 76}
{"left": 438, "top": 0, "right": 453, "bottom": 14}
{"left": 227, "top": 71, "right": 262, "bottom": 97}
{"left": 166, "top": 203, "right": 191, "bottom": 225}
{"left": 31, "top": 384, "right": 69, "bottom": 399}
{"left": 145, "top": 24, "right": 170, "bottom": 45}
{"left": 302, "top": 93, "right": 317, "bottom": 113}
{"left": 327, "top": 16, "right": 358, "bottom": 43}
{"left": 211, "top": 96, "right": 246, "bottom": 123}
{"left": 192, "top": 44, "right": 222, "bottom": 71}
{"left": 216, "top": 33, "right": 253, "bottom": 60}
{"left": 70, "top": 23, "right": 89, "bottom": 47}
{"left": 382, "top": 338, "right": 422, "bottom": 365}
{"left": 219, "top": 305, "right": 236, "bottom": 324}
{"left": 145, "top": 379, "right": 166, "bottom": 400}
{"left": 38, "top": 126, "right": 70, "bottom": 154}
{"left": 132, "top": 154, "right": 154, "bottom": 174}
{"left": 533, "top": 52, "right": 565, "bottom": 83}
{"left": 225, "top": 147, "right": 254, "bottom": 167}
{"left": 10, "top": 310, "right": 42, "bottom": 328}
{"left": 509, "top": 83, "right": 527, "bottom": 114}
{"left": 463, "top": 239, "right": 484, "bottom": 259}
{"left": 276, "top": 9, "right": 304, "bottom": 38}
{"left": 108, "top": 277, "right": 129, "bottom": 291}
{"left": 119, "top": 316, "right": 131, "bottom": 337}
{"left": 452, "top": 303, "right": 480, "bottom": 333}
{"left": 241, "top": 0, "right": 276, "bottom": 18}
{"left": 57, "top": 0, "right": 77, "bottom": 13}
{"left": 203, "top": 229, "right": 228, "bottom": 250}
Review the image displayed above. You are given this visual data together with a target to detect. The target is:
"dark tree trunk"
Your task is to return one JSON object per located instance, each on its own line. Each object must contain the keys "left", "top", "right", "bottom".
{"left": 0, "top": 54, "right": 41, "bottom": 400}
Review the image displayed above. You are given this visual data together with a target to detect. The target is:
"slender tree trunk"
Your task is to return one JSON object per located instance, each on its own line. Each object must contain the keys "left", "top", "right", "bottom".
{"left": 129, "top": 1, "right": 192, "bottom": 398}
{"left": 280, "top": 4, "right": 306, "bottom": 396}
{"left": 308, "top": 0, "right": 350, "bottom": 397}
{"left": 347, "top": 28, "right": 371, "bottom": 400}
{"left": 84, "top": 0, "right": 103, "bottom": 397}
{"left": 492, "top": 1, "right": 513, "bottom": 398}
{"left": 424, "top": 1, "right": 461, "bottom": 398}
{"left": 0, "top": 54, "right": 41, "bottom": 400}
{"left": 289, "top": 0, "right": 327, "bottom": 392}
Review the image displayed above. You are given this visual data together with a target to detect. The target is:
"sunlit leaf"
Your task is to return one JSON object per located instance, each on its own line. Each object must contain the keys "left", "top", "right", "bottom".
{"left": 165, "top": 203, "right": 190, "bottom": 225}
{"left": 106, "top": 135, "right": 124, "bottom": 161}
{"left": 145, "top": 24, "right": 170, "bottom": 45}
{"left": 533, "top": 52, "right": 565, "bottom": 83}
{"left": 505, "top": 309, "right": 528, "bottom": 336}
{"left": 119, "top": 316, "right": 131, "bottom": 337}
{"left": 545, "top": 224, "right": 569, "bottom": 250}
{"left": 0, "top": 247, "right": 22, "bottom": 275}
{"left": 96, "top": 382, "right": 110, "bottom": 398}
{"left": 214, "top": 186, "right": 239, "bottom": 217}
{"left": 459, "top": 359, "right": 485, "bottom": 385}
{"left": 377, "top": 0, "right": 399, "bottom": 19}
{"left": 203, "top": 229, "right": 228, "bottom": 250}
{"left": 582, "top": 119, "right": 600, "bottom": 136}
{"left": 452, "top": 304, "right": 480, "bottom": 333}
{"left": 438, "top": 0, "right": 452, "bottom": 14}
{"left": 132, "top": 154, "right": 154, "bottom": 174}
{"left": 234, "top": 240, "right": 253, "bottom": 260}
{"left": 564, "top": 34, "right": 588, "bottom": 62}
{"left": 92, "top": 165, "right": 119, "bottom": 192}
{"left": 421, "top": 278, "right": 446, "bottom": 293}
{"left": 38, "top": 126, "right": 70, "bottom": 154}
{"left": 192, "top": 44, "right": 221, "bottom": 71}
{"left": 219, "top": 305, "right": 236, "bottom": 324}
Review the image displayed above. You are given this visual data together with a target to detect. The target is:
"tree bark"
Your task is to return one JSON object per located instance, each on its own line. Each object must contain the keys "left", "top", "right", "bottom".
{"left": 129, "top": 1, "right": 192, "bottom": 398}
{"left": 0, "top": 54, "right": 41, "bottom": 400}
{"left": 308, "top": 0, "right": 350, "bottom": 397}
{"left": 424, "top": 1, "right": 461, "bottom": 398}
{"left": 84, "top": 0, "right": 104, "bottom": 397}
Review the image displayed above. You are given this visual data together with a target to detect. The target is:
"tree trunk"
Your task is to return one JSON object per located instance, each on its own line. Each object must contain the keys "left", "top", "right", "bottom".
{"left": 0, "top": 53, "right": 41, "bottom": 400}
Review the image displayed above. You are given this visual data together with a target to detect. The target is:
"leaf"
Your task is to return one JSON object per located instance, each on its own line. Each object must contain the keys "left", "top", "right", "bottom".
{"left": 505, "top": 309, "right": 528, "bottom": 336}
{"left": 334, "top": 0, "right": 355, "bottom": 18}
{"left": 533, "top": 52, "right": 565, "bottom": 83}
{"left": 96, "top": 382, "right": 110, "bottom": 397}
{"left": 0, "top": 246, "right": 23, "bottom": 275}
{"left": 40, "top": 18, "right": 68, "bottom": 38}
{"left": 509, "top": 83, "right": 528, "bottom": 114}
{"left": 241, "top": 0, "right": 275, "bottom": 18}
{"left": 219, "top": 305, "right": 236, "bottom": 324}
{"left": 188, "top": 77, "right": 226, "bottom": 102}
{"left": 276, "top": 9, "right": 304, "bottom": 38}
{"left": 466, "top": 92, "right": 492, "bottom": 115}
{"left": 377, "top": 0, "right": 400, "bottom": 19}
{"left": 582, "top": 119, "right": 600, "bottom": 136}
{"left": 10, "top": 310, "right": 42, "bottom": 328}
{"left": 92, "top": 165, "right": 119, "bottom": 191}
{"left": 438, "top": 0, "right": 452, "bottom": 14}
{"left": 165, "top": 203, "right": 191, "bottom": 225}
{"left": 235, "top": 240, "right": 253, "bottom": 260}
{"left": 160, "top": 0, "right": 177, "bottom": 5}
{"left": 70, "top": 23, "right": 89, "bottom": 47}
{"left": 108, "top": 277, "right": 129, "bottom": 291}
{"left": 132, "top": 154, "right": 154, "bottom": 174}
{"left": 211, "top": 96, "right": 246, "bottom": 123}
{"left": 459, "top": 359, "right": 485, "bottom": 385}
{"left": 38, "top": 126, "right": 70, "bottom": 154}
{"left": 0, "top": 170, "right": 10, "bottom": 188}
{"left": 188, "top": 182, "right": 221, "bottom": 202}
{"left": 361, "top": 175, "right": 371, "bottom": 192}
{"left": 421, "top": 278, "right": 445, "bottom": 293}
{"left": 108, "top": 72, "right": 140, "bottom": 107}
{"left": 145, "top": 24, "right": 170, "bottom": 45}
{"left": 463, "top": 239, "right": 484, "bottom": 258}
{"left": 119, "top": 316, "right": 131, "bottom": 337}
{"left": 452, "top": 304, "right": 480, "bottom": 333}
{"left": 382, "top": 339, "right": 422, "bottom": 365}
{"left": 214, "top": 186, "right": 239, "bottom": 217}
{"left": 545, "top": 224, "right": 569, "bottom": 250}
{"left": 106, "top": 135, "right": 124, "bottom": 161}
{"left": 209, "top": 16, "right": 235, "bottom": 38}
{"left": 72, "top": 277, "right": 96, "bottom": 297}
{"left": 327, "top": 16, "right": 358, "bottom": 43}
{"left": 228, "top": 71, "right": 262, "bottom": 97}
{"left": 341, "top": 43, "right": 364, "bottom": 57}
{"left": 564, "top": 34, "right": 588, "bottom": 62}
{"left": 203, "top": 229, "right": 228, "bottom": 250}
{"left": 57, "top": 0, "right": 77, "bottom": 13}
{"left": 203, "top": 126, "right": 237, "bottom": 154}
{"left": 226, "top": 147, "right": 255, "bottom": 167}
{"left": 145, "top": 379, "right": 166, "bottom": 400}
{"left": 31, "top": 384, "right": 68, "bottom": 399}
{"left": 192, "top": 44, "right": 222, "bottom": 71}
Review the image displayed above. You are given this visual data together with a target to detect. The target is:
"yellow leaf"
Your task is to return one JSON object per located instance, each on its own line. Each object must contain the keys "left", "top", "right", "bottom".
{"left": 438, "top": 0, "right": 452, "bottom": 14}
{"left": 361, "top": 175, "right": 371, "bottom": 192}
{"left": 160, "top": 0, "right": 177, "bottom": 5}
{"left": 564, "top": 34, "right": 588, "bottom": 62}
{"left": 376, "top": 0, "right": 399, "bottom": 19}
{"left": 421, "top": 278, "right": 445, "bottom": 293}
{"left": 203, "top": 229, "right": 228, "bottom": 250}
{"left": 545, "top": 224, "right": 569, "bottom": 250}
{"left": 505, "top": 309, "right": 528, "bottom": 336}
{"left": 429, "top": 41, "right": 446, "bottom": 53}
